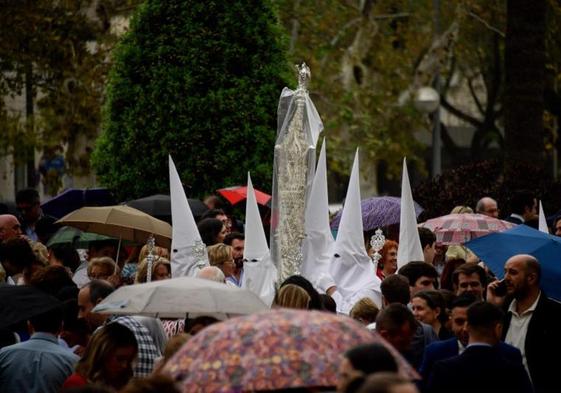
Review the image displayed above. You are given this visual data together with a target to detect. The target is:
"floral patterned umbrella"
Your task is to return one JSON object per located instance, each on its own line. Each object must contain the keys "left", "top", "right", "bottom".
{"left": 164, "top": 309, "right": 418, "bottom": 392}
{"left": 420, "top": 213, "right": 516, "bottom": 245}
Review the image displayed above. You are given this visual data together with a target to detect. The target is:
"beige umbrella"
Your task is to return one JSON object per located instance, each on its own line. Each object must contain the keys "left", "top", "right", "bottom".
{"left": 57, "top": 205, "right": 172, "bottom": 248}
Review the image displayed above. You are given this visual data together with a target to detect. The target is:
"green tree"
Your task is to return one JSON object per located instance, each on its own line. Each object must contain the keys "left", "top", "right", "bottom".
{"left": 92, "top": 0, "right": 290, "bottom": 200}
{"left": 0, "top": 1, "right": 139, "bottom": 194}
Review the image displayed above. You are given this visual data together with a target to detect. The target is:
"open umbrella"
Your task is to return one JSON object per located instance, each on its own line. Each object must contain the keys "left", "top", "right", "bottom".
{"left": 41, "top": 188, "right": 116, "bottom": 219}
{"left": 217, "top": 186, "right": 271, "bottom": 206}
{"left": 164, "top": 309, "right": 418, "bottom": 392}
{"left": 0, "top": 286, "right": 62, "bottom": 329}
{"left": 420, "top": 213, "right": 516, "bottom": 245}
{"left": 330, "top": 196, "right": 424, "bottom": 231}
{"left": 92, "top": 276, "right": 268, "bottom": 318}
{"left": 56, "top": 205, "right": 172, "bottom": 248}
{"left": 127, "top": 194, "right": 208, "bottom": 221}
{"left": 46, "top": 226, "right": 115, "bottom": 248}
{"left": 465, "top": 225, "right": 561, "bottom": 301}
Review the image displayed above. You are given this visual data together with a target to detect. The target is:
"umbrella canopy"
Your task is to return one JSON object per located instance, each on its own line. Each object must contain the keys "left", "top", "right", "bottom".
{"left": 0, "top": 286, "right": 62, "bottom": 329}
{"left": 217, "top": 186, "right": 271, "bottom": 206}
{"left": 164, "top": 309, "right": 418, "bottom": 392}
{"left": 330, "top": 196, "right": 424, "bottom": 231}
{"left": 46, "top": 226, "right": 115, "bottom": 248}
{"left": 41, "top": 188, "right": 115, "bottom": 219}
{"left": 465, "top": 225, "right": 561, "bottom": 301}
{"left": 420, "top": 213, "right": 516, "bottom": 245}
{"left": 92, "top": 276, "right": 268, "bottom": 318}
{"left": 56, "top": 205, "right": 172, "bottom": 248}
{"left": 127, "top": 194, "right": 208, "bottom": 221}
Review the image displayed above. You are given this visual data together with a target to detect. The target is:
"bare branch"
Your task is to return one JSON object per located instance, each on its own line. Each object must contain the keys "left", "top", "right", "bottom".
{"left": 329, "top": 18, "right": 361, "bottom": 47}
{"left": 441, "top": 97, "right": 483, "bottom": 128}
{"left": 467, "top": 76, "right": 485, "bottom": 115}
{"left": 466, "top": 10, "right": 505, "bottom": 38}
{"left": 372, "top": 12, "right": 411, "bottom": 20}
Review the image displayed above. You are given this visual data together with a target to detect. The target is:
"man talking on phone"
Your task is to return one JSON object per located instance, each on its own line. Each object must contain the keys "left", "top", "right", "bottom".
{"left": 487, "top": 254, "right": 561, "bottom": 393}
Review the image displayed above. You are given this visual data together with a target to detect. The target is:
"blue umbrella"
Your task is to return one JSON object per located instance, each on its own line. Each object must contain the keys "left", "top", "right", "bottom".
{"left": 465, "top": 225, "right": 561, "bottom": 301}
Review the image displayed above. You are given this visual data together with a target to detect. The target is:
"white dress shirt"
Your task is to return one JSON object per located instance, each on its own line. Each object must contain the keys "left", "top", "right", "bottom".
{"left": 505, "top": 292, "right": 541, "bottom": 375}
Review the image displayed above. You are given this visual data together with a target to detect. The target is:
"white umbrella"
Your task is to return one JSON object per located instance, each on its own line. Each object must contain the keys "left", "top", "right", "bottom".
{"left": 92, "top": 276, "right": 268, "bottom": 318}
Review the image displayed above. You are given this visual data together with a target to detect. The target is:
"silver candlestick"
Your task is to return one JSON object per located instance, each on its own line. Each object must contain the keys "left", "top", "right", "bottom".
{"left": 146, "top": 234, "right": 156, "bottom": 282}
{"left": 369, "top": 228, "right": 386, "bottom": 269}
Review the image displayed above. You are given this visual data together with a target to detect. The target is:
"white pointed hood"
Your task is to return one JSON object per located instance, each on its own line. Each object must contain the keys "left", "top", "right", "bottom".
{"left": 397, "top": 157, "right": 424, "bottom": 267}
{"left": 241, "top": 173, "right": 277, "bottom": 306}
{"left": 539, "top": 200, "right": 548, "bottom": 233}
{"left": 301, "top": 138, "right": 334, "bottom": 283}
{"left": 169, "top": 155, "right": 208, "bottom": 277}
{"left": 329, "top": 150, "right": 381, "bottom": 301}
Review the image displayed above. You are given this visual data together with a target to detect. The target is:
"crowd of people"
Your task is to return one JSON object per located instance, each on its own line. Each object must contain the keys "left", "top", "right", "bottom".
{"left": 0, "top": 188, "right": 560, "bottom": 393}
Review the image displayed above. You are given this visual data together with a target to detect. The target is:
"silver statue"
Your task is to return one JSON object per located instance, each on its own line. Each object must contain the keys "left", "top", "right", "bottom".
{"left": 270, "top": 63, "right": 318, "bottom": 283}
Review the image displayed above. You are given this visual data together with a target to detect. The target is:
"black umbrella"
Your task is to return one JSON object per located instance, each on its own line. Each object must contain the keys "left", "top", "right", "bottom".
{"left": 126, "top": 194, "right": 209, "bottom": 222}
{"left": 0, "top": 285, "right": 62, "bottom": 329}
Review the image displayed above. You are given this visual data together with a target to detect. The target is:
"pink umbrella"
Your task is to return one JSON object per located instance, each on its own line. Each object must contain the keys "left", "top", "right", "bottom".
{"left": 420, "top": 213, "right": 516, "bottom": 245}
{"left": 164, "top": 309, "right": 418, "bottom": 392}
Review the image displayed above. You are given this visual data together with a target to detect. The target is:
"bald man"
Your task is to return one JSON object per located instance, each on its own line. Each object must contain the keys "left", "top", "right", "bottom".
{"left": 487, "top": 254, "right": 561, "bottom": 393}
{"left": 475, "top": 197, "right": 499, "bottom": 218}
{"left": 0, "top": 215, "right": 22, "bottom": 243}
{"left": 196, "top": 266, "right": 225, "bottom": 283}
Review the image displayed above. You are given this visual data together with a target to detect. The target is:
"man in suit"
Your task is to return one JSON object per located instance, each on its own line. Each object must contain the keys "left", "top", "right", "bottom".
{"left": 488, "top": 254, "right": 561, "bottom": 393}
{"left": 504, "top": 190, "right": 537, "bottom": 225}
{"left": 419, "top": 294, "right": 521, "bottom": 383}
{"left": 427, "top": 302, "right": 532, "bottom": 393}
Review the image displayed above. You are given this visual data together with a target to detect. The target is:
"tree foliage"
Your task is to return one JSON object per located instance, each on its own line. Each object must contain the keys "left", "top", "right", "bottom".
{"left": 0, "top": 0, "right": 138, "bottom": 193}
{"left": 276, "top": 0, "right": 561, "bottom": 193}
{"left": 92, "top": 0, "right": 290, "bottom": 200}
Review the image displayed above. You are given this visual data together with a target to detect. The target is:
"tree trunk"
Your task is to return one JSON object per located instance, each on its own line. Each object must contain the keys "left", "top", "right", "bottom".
{"left": 504, "top": 0, "right": 546, "bottom": 179}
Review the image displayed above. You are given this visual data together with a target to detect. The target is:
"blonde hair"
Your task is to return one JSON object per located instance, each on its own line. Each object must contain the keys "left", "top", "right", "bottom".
{"left": 207, "top": 243, "right": 232, "bottom": 267}
{"left": 274, "top": 284, "right": 311, "bottom": 309}
{"left": 138, "top": 245, "right": 170, "bottom": 263}
{"left": 135, "top": 256, "right": 171, "bottom": 283}
{"left": 88, "top": 257, "right": 118, "bottom": 277}
{"left": 451, "top": 205, "right": 473, "bottom": 214}
{"left": 350, "top": 297, "right": 380, "bottom": 324}
{"left": 163, "top": 333, "right": 190, "bottom": 361}
{"left": 31, "top": 241, "right": 49, "bottom": 266}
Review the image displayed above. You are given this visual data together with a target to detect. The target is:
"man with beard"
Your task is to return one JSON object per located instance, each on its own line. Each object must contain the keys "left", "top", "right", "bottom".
{"left": 487, "top": 254, "right": 561, "bottom": 393}
{"left": 223, "top": 232, "right": 244, "bottom": 287}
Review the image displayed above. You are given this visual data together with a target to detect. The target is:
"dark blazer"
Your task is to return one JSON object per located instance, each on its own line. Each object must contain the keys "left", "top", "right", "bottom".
{"left": 420, "top": 338, "right": 522, "bottom": 385}
{"left": 503, "top": 294, "right": 561, "bottom": 393}
{"left": 427, "top": 345, "right": 533, "bottom": 393}
{"left": 504, "top": 215, "right": 524, "bottom": 225}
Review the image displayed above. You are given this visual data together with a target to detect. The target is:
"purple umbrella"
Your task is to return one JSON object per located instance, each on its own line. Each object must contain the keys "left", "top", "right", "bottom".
{"left": 330, "top": 196, "right": 424, "bottom": 231}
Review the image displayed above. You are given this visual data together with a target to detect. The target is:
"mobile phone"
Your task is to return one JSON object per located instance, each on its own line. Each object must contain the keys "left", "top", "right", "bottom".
{"left": 494, "top": 279, "right": 508, "bottom": 296}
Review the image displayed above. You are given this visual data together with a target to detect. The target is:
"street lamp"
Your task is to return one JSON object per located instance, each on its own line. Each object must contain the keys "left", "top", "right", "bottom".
{"left": 414, "top": 86, "right": 441, "bottom": 177}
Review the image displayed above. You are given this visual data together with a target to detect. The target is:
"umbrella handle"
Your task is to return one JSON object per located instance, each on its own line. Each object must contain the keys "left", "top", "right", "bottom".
{"left": 115, "top": 237, "right": 122, "bottom": 272}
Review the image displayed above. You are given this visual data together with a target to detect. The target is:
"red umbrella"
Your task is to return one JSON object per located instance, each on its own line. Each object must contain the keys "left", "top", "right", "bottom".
{"left": 217, "top": 186, "right": 271, "bottom": 206}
